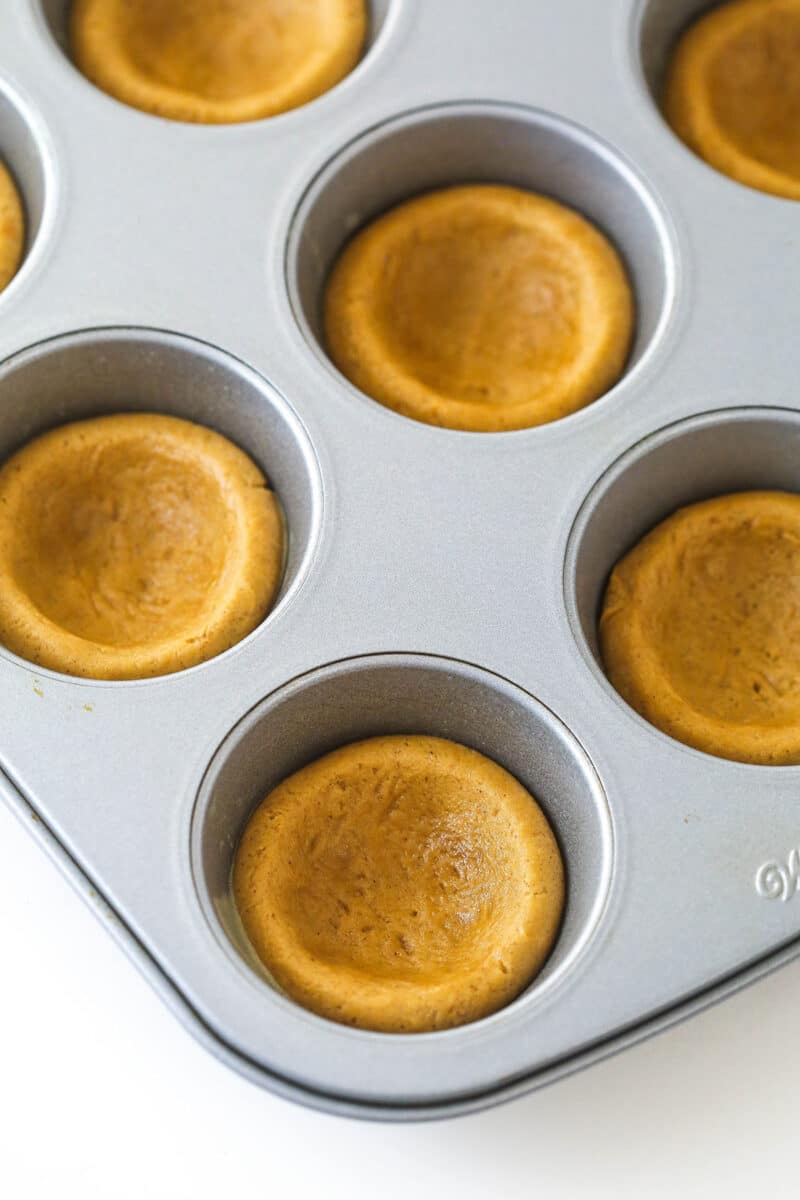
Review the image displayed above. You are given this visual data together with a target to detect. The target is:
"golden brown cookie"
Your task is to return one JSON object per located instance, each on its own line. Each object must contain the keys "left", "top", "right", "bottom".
{"left": 324, "top": 184, "right": 634, "bottom": 432}
{"left": 0, "top": 161, "right": 24, "bottom": 293}
{"left": 234, "top": 735, "right": 565, "bottom": 1032}
{"left": 0, "top": 413, "right": 284, "bottom": 679}
{"left": 600, "top": 491, "right": 800, "bottom": 764}
{"left": 664, "top": 0, "right": 800, "bottom": 200}
{"left": 70, "top": 0, "right": 367, "bottom": 123}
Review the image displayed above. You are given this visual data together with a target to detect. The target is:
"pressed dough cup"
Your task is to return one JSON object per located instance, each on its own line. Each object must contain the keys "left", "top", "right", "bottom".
{"left": 233, "top": 735, "right": 565, "bottom": 1033}
{"left": 664, "top": 0, "right": 800, "bottom": 200}
{"left": 70, "top": 0, "right": 368, "bottom": 124}
{"left": 0, "top": 413, "right": 284, "bottom": 680}
{"left": 600, "top": 491, "right": 800, "bottom": 765}
{"left": 323, "top": 185, "right": 634, "bottom": 432}
{"left": 0, "top": 161, "right": 24, "bottom": 293}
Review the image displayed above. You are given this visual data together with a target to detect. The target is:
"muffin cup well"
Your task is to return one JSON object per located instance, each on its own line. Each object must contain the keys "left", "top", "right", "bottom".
{"left": 565, "top": 407, "right": 800, "bottom": 726}
{"left": 191, "top": 653, "right": 613, "bottom": 1026}
{"left": 286, "top": 102, "right": 677, "bottom": 422}
{"left": 0, "top": 77, "right": 53, "bottom": 293}
{"left": 0, "top": 328, "right": 322, "bottom": 679}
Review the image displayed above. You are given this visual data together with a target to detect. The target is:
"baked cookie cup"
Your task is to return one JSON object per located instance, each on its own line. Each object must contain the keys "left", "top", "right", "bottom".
{"left": 70, "top": 0, "right": 368, "bottom": 123}
{"left": 233, "top": 735, "right": 565, "bottom": 1032}
{"left": 664, "top": 0, "right": 800, "bottom": 200}
{"left": 600, "top": 491, "right": 800, "bottom": 764}
{"left": 0, "top": 161, "right": 24, "bottom": 294}
{"left": 324, "top": 184, "right": 634, "bottom": 432}
{"left": 0, "top": 413, "right": 284, "bottom": 680}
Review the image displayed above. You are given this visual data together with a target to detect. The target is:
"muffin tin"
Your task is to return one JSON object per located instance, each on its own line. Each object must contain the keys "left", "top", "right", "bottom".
{"left": 1, "top": 0, "right": 800, "bottom": 1120}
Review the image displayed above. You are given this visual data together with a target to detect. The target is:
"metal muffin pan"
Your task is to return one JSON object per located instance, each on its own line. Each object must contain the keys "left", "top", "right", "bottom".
{"left": 0, "top": 0, "right": 799, "bottom": 1120}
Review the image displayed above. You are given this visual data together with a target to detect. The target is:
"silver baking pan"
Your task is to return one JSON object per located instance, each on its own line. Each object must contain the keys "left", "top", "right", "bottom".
{"left": 1, "top": 0, "right": 799, "bottom": 1120}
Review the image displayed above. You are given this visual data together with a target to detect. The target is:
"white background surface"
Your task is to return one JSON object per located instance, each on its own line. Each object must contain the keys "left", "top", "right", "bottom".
{"left": 2, "top": 800, "right": 797, "bottom": 1199}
